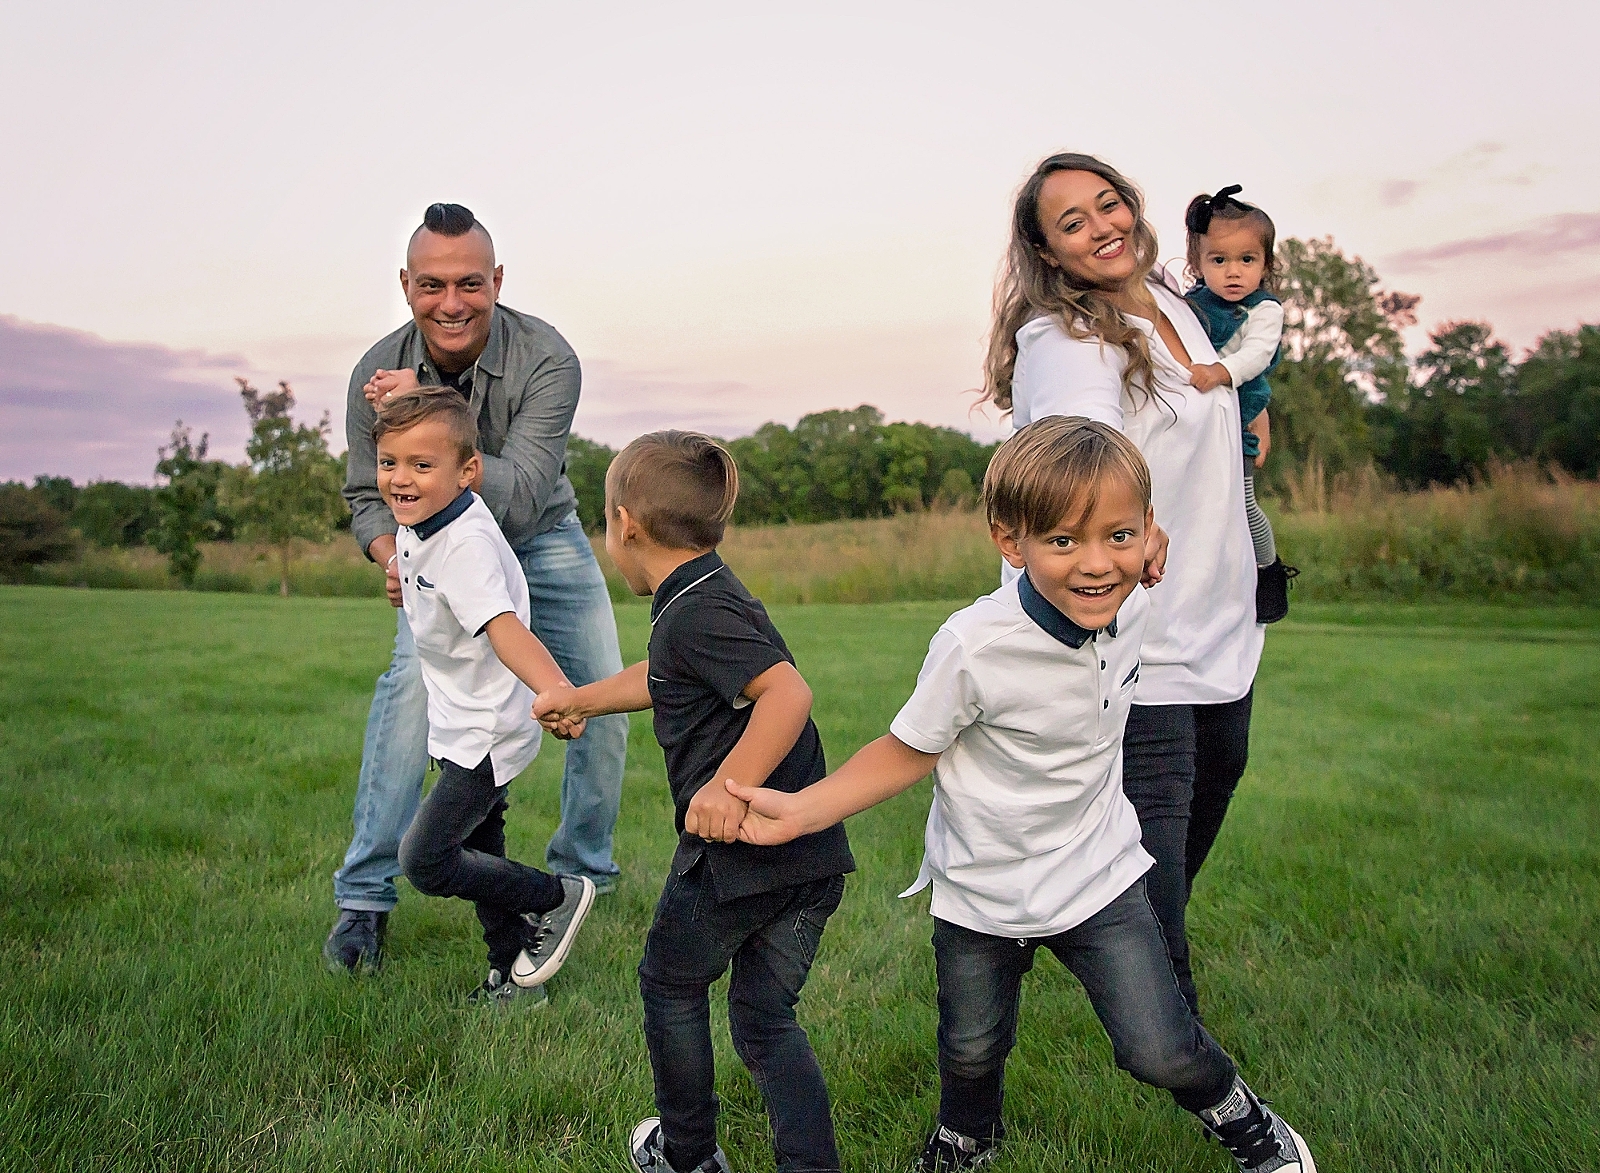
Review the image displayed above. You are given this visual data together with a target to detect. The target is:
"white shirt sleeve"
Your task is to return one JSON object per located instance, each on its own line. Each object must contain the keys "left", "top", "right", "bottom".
{"left": 1012, "top": 319, "right": 1126, "bottom": 430}
{"left": 889, "top": 627, "right": 982, "bottom": 754}
{"left": 435, "top": 535, "right": 518, "bottom": 637}
{"left": 1217, "top": 300, "right": 1284, "bottom": 388}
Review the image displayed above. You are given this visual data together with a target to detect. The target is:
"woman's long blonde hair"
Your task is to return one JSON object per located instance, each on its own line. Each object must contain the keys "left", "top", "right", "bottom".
{"left": 982, "top": 153, "right": 1163, "bottom": 412}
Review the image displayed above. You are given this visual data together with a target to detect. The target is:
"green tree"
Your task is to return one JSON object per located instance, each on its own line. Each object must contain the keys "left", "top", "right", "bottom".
{"left": 566, "top": 435, "right": 617, "bottom": 531}
{"left": 222, "top": 379, "right": 346, "bottom": 596}
{"left": 153, "top": 422, "right": 220, "bottom": 587}
{"left": 32, "top": 476, "right": 79, "bottom": 517}
{"left": 0, "top": 484, "right": 79, "bottom": 581}
{"left": 1515, "top": 324, "right": 1600, "bottom": 478}
{"left": 72, "top": 481, "right": 160, "bottom": 547}
{"left": 1266, "top": 237, "right": 1418, "bottom": 498}
{"left": 1372, "top": 322, "right": 1517, "bottom": 487}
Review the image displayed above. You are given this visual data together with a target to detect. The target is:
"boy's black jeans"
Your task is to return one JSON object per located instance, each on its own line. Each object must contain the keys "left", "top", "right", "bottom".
{"left": 397, "top": 753, "right": 565, "bottom": 970}
{"left": 638, "top": 858, "right": 846, "bottom": 1173}
{"left": 933, "top": 876, "right": 1236, "bottom": 1144}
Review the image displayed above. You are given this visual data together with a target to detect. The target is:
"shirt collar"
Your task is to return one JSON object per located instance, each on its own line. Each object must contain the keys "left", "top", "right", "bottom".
{"left": 411, "top": 306, "right": 508, "bottom": 386}
{"left": 651, "top": 550, "right": 724, "bottom": 623}
{"left": 410, "top": 489, "right": 475, "bottom": 541}
{"left": 1017, "top": 569, "right": 1116, "bottom": 648}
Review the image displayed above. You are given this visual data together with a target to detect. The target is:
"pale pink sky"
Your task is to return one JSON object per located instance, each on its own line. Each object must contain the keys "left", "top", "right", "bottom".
{"left": 3, "top": 1, "right": 1597, "bottom": 482}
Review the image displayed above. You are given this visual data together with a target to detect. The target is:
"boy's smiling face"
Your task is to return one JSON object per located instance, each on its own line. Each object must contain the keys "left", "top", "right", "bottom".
{"left": 377, "top": 417, "right": 478, "bottom": 528}
{"left": 993, "top": 475, "right": 1150, "bottom": 631}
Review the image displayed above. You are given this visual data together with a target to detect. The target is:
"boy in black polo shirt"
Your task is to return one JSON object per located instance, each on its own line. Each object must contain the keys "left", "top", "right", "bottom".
{"left": 535, "top": 431, "right": 854, "bottom": 1173}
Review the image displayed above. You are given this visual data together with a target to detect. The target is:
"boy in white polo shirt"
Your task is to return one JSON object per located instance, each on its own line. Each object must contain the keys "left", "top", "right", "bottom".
{"left": 375, "top": 386, "right": 596, "bottom": 1007}
{"left": 729, "top": 417, "right": 1315, "bottom": 1173}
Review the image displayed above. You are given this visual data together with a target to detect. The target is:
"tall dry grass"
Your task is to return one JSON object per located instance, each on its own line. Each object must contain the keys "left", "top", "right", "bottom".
{"left": 29, "top": 464, "right": 1599, "bottom": 605}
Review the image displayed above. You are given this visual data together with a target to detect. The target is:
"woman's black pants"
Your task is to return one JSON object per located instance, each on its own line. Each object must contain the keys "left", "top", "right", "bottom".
{"left": 1120, "top": 689, "right": 1253, "bottom": 1016}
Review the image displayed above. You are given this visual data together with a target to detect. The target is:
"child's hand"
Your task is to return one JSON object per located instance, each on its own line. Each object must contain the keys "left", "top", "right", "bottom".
{"left": 1188, "top": 363, "right": 1231, "bottom": 392}
{"left": 725, "top": 779, "right": 808, "bottom": 846}
{"left": 1141, "top": 521, "right": 1169, "bottom": 588}
{"left": 364, "top": 368, "right": 421, "bottom": 407}
{"left": 533, "top": 686, "right": 587, "bottom": 741}
{"left": 684, "top": 781, "right": 749, "bottom": 843}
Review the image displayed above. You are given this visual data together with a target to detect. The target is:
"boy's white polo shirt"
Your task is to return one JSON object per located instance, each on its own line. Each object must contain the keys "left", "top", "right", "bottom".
{"left": 396, "top": 490, "right": 540, "bottom": 785}
{"left": 892, "top": 576, "right": 1153, "bottom": 938}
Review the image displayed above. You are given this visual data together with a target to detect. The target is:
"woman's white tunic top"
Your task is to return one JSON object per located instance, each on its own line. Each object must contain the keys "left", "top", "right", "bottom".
{"left": 1009, "top": 279, "right": 1262, "bottom": 704}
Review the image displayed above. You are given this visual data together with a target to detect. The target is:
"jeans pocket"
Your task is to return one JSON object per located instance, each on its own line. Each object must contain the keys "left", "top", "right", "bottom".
{"left": 792, "top": 874, "right": 846, "bottom": 967}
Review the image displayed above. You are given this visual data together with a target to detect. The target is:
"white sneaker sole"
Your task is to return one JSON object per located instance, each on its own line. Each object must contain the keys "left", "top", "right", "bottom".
{"left": 511, "top": 876, "right": 596, "bottom": 987}
{"left": 629, "top": 1117, "right": 662, "bottom": 1171}
{"left": 1281, "top": 1118, "right": 1317, "bottom": 1173}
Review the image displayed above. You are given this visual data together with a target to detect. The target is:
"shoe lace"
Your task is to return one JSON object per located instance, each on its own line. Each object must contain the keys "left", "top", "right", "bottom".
{"left": 1210, "top": 1106, "right": 1282, "bottom": 1167}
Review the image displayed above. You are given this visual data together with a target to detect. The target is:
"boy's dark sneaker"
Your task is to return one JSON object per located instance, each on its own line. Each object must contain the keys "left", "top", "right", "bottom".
{"left": 628, "top": 1117, "right": 733, "bottom": 1173}
{"left": 1255, "top": 559, "right": 1300, "bottom": 624}
{"left": 511, "top": 874, "right": 596, "bottom": 988}
{"left": 915, "top": 1125, "right": 998, "bottom": 1172}
{"left": 1198, "top": 1077, "right": 1317, "bottom": 1172}
{"left": 469, "top": 966, "right": 548, "bottom": 1011}
{"left": 322, "top": 909, "right": 388, "bottom": 974}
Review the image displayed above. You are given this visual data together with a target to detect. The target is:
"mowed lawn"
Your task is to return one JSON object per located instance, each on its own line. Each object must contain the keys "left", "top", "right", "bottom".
{"left": 1, "top": 588, "right": 1597, "bottom": 1173}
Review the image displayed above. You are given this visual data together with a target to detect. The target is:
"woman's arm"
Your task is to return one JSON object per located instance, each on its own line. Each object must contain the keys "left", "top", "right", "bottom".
{"left": 1012, "top": 320, "right": 1126, "bottom": 430}
{"left": 727, "top": 734, "right": 939, "bottom": 845}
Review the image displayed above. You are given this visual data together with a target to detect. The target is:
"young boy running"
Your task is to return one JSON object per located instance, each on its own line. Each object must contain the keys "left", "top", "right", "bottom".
{"left": 728, "top": 417, "right": 1315, "bottom": 1172}
{"left": 534, "top": 431, "right": 854, "bottom": 1173}
{"left": 375, "top": 386, "right": 595, "bottom": 1007}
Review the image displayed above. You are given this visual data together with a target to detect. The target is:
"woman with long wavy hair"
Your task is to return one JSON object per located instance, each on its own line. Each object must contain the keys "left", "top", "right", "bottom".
{"left": 984, "top": 153, "right": 1264, "bottom": 1017}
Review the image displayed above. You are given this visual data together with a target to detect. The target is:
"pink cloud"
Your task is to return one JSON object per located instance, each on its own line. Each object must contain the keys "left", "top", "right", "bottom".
{"left": 1388, "top": 212, "right": 1600, "bottom": 271}
{"left": 0, "top": 316, "right": 263, "bottom": 484}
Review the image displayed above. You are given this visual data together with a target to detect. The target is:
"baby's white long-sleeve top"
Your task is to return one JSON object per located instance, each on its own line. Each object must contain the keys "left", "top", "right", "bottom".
{"left": 1215, "top": 299, "right": 1284, "bottom": 388}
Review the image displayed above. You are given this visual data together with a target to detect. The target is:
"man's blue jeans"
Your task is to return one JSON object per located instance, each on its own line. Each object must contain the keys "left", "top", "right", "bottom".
{"left": 333, "top": 512, "right": 628, "bottom": 911}
{"left": 932, "top": 876, "right": 1236, "bottom": 1143}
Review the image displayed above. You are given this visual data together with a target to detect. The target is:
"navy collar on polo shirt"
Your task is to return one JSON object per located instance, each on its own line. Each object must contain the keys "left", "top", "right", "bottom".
{"left": 651, "top": 549, "right": 725, "bottom": 624}
{"left": 1018, "top": 569, "right": 1118, "bottom": 648}
{"left": 411, "top": 489, "right": 475, "bottom": 541}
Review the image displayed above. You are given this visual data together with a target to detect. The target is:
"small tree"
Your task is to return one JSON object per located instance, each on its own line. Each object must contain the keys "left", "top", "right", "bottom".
{"left": 0, "top": 484, "right": 78, "bottom": 582}
{"left": 153, "top": 422, "right": 219, "bottom": 587}
{"left": 222, "top": 379, "right": 345, "bottom": 596}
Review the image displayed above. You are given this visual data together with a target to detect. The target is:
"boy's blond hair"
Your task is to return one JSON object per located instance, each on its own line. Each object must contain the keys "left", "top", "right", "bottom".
{"left": 985, "top": 416, "right": 1151, "bottom": 538}
{"left": 371, "top": 385, "right": 478, "bottom": 463}
{"left": 606, "top": 430, "right": 740, "bottom": 551}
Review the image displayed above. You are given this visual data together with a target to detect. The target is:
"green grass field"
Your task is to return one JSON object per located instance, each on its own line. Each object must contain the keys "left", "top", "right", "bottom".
{"left": 2, "top": 588, "right": 1597, "bottom": 1172}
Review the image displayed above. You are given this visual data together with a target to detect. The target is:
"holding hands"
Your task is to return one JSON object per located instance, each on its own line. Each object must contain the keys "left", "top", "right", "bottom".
{"left": 533, "top": 685, "right": 588, "bottom": 741}
{"left": 684, "top": 781, "right": 749, "bottom": 843}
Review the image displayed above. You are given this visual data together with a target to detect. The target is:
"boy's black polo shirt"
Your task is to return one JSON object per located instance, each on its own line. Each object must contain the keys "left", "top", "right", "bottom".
{"left": 648, "top": 550, "right": 854, "bottom": 901}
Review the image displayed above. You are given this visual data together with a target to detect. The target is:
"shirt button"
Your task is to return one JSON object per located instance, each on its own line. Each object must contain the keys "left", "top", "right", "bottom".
{"left": 1101, "top": 660, "right": 1107, "bottom": 669}
{"left": 1103, "top": 699, "right": 1109, "bottom": 709}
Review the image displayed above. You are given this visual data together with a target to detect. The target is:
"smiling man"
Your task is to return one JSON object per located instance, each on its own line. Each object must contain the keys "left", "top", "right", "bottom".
{"left": 327, "top": 203, "right": 627, "bottom": 979}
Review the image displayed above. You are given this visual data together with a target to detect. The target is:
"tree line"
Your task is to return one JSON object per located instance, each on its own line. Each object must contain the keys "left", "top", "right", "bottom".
{"left": 4, "top": 234, "right": 1597, "bottom": 585}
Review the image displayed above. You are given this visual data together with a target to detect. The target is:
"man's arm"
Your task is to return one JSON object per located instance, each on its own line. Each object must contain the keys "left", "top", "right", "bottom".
{"left": 343, "top": 360, "right": 402, "bottom": 563}
{"left": 728, "top": 734, "right": 939, "bottom": 846}
{"left": 476, "top": 354, "right": 581, "bottom": 534}
{"left": 683, "top": 661, "right": 813, "bottom": 843}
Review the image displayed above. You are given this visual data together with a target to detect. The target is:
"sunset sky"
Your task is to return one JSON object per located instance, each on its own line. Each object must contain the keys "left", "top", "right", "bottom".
{"left": 3, "top": 0, "right": 1597, "bottom": 483}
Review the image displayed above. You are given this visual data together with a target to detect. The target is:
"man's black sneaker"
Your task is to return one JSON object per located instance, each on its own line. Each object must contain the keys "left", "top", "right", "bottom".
{"left": 628, "top": 1117, "right": 732, "bottom": 1173}
{"left": 915, "top": 1125, "right": 998, "bottom": 1172}
{"left": 1198, "top": 1077, "right": 1317, "bottom": 1172}
{"left": 1255, "top": 558, "right": 1300, "bottom": 624}
{"left": 511, "top": 874, "right": 596, "bottom": 987}
{"left": 469, "top": 966, "right": 548, "bottom": 1011}
{"left": 322, "top": 908, "right": 387, "bottom": 974}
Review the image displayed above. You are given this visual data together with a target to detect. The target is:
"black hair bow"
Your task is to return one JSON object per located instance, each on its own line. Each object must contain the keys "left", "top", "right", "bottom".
{"left": 1185, "top": 185, "right": 1245, "bottom": 235}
